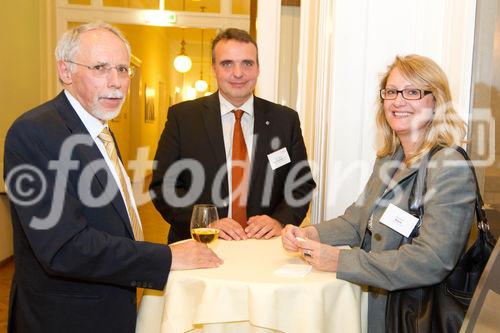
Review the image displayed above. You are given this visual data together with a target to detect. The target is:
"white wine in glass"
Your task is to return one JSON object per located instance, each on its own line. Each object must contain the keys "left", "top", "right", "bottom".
{"left": 190, "top": 204, "right": 220, "bottom": 244}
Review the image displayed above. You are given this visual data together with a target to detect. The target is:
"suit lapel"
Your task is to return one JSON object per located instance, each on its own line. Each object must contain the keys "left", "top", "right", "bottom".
{"left": 249, "top": 97, "right": 272, "bottom": 195}
{"left": 54, "top": 92, "right": 135, "bottom": 238}
{"left": 109, "top": 129, "right": 124, "bottom": 162}
{"left": 358, "top": 149, "right": 416, "bottom": 228}
{"left": 381, "top": 148, "right": 419, "bottom": 197}
{"left": 200, "top": 93, "right": 229, "bottom": 200}
{"left": 201, "top": 93, "right": 227, "bottom": 170}
{"left": 351, "top": 149, "right": 409, "bottom": 242}
{"left": 353, "top": 156, "right": 394, "bottom": 238}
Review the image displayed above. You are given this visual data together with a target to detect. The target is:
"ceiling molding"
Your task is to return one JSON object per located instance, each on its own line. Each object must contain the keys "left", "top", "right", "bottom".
{"left": 56, "top": 4, "right": 249, "bottom": 30}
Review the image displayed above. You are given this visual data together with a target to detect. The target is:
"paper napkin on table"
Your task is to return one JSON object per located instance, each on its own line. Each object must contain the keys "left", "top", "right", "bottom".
{"left": 274, "top": 264, "right": 312, "bottom": 277}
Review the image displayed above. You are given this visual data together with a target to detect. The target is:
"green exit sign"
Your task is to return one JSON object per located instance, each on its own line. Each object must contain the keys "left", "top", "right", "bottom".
{"left": 165, "top": 11, "right": 176, "bottom": 24}
{"left": 144, "top": 10, "right": 177, "bottom": 26}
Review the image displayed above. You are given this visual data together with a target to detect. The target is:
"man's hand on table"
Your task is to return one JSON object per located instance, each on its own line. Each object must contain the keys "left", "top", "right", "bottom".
{"left": 245, "top": 215, "right": 282, "bottom": 239}
{"left": 210, "top": 218, "right": 248, "bottom": 241}
{"left": 210, "top": 215, "right": 282, "bottom": 240}
{"left": 169, "top": 240, "right": 223, "bottom": 270}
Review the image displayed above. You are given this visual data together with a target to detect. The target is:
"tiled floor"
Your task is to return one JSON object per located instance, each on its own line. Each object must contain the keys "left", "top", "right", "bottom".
{"left": 0, "top": 198, "right": 169, "bottom": 333}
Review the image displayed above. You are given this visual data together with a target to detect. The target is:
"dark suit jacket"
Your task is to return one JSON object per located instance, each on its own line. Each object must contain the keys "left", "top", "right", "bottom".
{"left": 150, "top": 92, "right": 316, "bottom": 243}
{"left": 4, "top": 92, "right": 172, "bottom": 333}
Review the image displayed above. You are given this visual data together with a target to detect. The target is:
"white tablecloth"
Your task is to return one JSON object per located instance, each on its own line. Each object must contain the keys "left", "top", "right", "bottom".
{"left": 136, "top": 237, "right": 367, "bottom": 333}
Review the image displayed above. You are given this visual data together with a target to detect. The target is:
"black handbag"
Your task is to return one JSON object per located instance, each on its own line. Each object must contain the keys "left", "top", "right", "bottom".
{"left": 385, "top": 146, "right": 497, "bottom": 333}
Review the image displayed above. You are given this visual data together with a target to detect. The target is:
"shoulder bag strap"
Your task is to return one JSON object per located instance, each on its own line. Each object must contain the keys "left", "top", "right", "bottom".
{"left": 451, "top": 146, "right": 490, "bottom": 231}
{"left": 408, "top": 145, "right": 491, "bottom": 237}
{"left": 407, "top": 146, "right": 443, "bottom": 238}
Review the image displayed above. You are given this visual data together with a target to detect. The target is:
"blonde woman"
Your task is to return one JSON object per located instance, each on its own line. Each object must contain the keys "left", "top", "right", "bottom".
{"left": 282, "top": 55, "right": 476, "bottom": 333}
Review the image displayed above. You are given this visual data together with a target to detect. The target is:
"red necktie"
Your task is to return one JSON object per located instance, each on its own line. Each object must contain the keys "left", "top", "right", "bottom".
{"left": 231, "top": 109, "right": 249, "bottom": 228}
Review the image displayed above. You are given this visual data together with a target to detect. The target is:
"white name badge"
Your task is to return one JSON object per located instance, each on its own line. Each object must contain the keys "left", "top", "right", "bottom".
{"left": 379, "top": 203, "right": 419, "bottom": 238}
{"left": 267, "top": 147, "right": 291, "bottom": 170}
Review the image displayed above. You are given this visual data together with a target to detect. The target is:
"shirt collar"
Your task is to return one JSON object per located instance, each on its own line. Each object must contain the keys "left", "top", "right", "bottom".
{"left": 218, "top": 92, "right": 254, "bottom": 118}
{"left": 64, "top": 90, "right": 108, "bottom": 139}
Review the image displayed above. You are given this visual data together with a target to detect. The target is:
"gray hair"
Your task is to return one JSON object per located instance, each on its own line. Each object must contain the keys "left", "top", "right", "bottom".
{"left": 55, "top": 22, "right": 131, "bottom": 67}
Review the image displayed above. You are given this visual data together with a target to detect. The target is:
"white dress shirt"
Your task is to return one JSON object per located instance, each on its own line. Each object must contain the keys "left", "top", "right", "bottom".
{"left": 65, "top": 90, "right": 143, "bottom": 231}
{"left": 219, "top": 92, "right": 254, "bottom": 218}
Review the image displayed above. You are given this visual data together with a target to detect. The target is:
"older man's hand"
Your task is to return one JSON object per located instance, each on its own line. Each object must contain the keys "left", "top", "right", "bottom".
{"left": 169, "top": 240, "right": 223, "bottom": 270}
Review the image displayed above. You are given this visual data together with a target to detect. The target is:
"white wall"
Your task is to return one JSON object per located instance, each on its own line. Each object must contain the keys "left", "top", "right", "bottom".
{"left": 255, "top": 0, "right": 281, "bottom": 101}
{"left": 297, "top": 0, "right": 477, "bottom": 221}
{"left": 277, "top": 5, "right": 300, "bottom": 108}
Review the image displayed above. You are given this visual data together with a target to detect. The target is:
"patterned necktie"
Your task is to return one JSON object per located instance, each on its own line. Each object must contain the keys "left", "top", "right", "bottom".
{"left": 98, "top": 127, "right": 144, "bottom": 241}
{"left": 231, "top": 109, "right": 249, "bottom": 228}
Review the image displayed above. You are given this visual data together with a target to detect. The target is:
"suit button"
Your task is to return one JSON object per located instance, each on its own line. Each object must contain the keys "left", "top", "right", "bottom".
{"left": 131, "top": 281, "right": 137, "bottom": 287}
{"left": 147, "top": 282, "right": 153, "bottom": 288}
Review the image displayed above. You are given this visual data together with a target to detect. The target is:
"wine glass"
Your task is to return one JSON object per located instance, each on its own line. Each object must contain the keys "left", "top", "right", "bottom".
{"left": 190, "top": 204, "right": 220, "bottom": 244}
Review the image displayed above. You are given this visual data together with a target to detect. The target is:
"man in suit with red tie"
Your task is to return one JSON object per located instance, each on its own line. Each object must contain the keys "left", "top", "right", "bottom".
{"left": 150, "top": 28, "right": 316, "bottom": 243}
{"left": 4, "top": 22, "right": 222, "bottom": 333}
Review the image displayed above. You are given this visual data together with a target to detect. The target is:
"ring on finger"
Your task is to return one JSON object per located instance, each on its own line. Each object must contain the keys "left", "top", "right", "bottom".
{"left": 303, "top": 249, "right": 312, "bottom": 258}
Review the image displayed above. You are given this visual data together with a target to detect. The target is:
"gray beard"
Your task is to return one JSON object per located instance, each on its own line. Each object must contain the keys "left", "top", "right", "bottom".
{"left": 90, "top": 102, "right": 123, "bottom": 121}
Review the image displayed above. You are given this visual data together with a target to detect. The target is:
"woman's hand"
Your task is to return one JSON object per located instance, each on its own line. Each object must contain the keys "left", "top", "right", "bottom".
{"left": 281, "top": 225, "right": 340, "bottom": 272}
{"left": 297, "top": 238, "right": 340, "bottom": 272}
{"left": 281, "top": 225, "right": 320, "bottom": 252}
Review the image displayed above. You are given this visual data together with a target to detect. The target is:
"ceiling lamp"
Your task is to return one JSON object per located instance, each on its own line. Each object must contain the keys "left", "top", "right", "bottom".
{"left": 195, "top": 79, "right": 208, "bottom": 92}
{"left": 195, "top": 8, "right": 208, "bottom": 92}
{"left": 173, "top": 39, "right": 192, "bottom": 73}
{"left": 173, "top": 0, "right": 192, "bottom": 73}
{"left": 204, "top": 37, "right": 213, "bottom": 96}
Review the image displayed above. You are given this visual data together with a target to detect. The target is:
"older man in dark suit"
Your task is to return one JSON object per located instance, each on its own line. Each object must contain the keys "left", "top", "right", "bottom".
{"left": 150, "top": 28, "right": 316, "bottom": 243}
{"left": 3, "top": 22, "right": 221, "bottom": 333}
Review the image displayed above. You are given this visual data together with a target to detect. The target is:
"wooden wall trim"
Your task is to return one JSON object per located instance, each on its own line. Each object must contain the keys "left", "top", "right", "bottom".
{"left": 250, "top": 0, "right": 257, "bottom": 39}
{"left": 282, "top": 0, "right": 300, "bottom": 6}
{"left": 0, "top": 256, "right": 13, "bottom": 268}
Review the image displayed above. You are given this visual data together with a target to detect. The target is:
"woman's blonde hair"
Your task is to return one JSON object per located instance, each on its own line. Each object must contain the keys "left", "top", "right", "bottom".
{"left": 376, "top": 54, "right": 466, "bottom": 164}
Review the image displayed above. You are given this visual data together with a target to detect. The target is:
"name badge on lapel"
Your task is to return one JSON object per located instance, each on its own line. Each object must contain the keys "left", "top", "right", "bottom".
{"left": 267, "top": 147, "right": 291, "bottom": 170}
{"left": 379, "top": 203, "right": 419, "bottom": 237}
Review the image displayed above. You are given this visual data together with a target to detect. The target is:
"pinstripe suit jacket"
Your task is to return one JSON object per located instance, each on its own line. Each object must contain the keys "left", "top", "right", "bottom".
{"left": 315, "top": 147, "right": 476, "bottom": 333}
